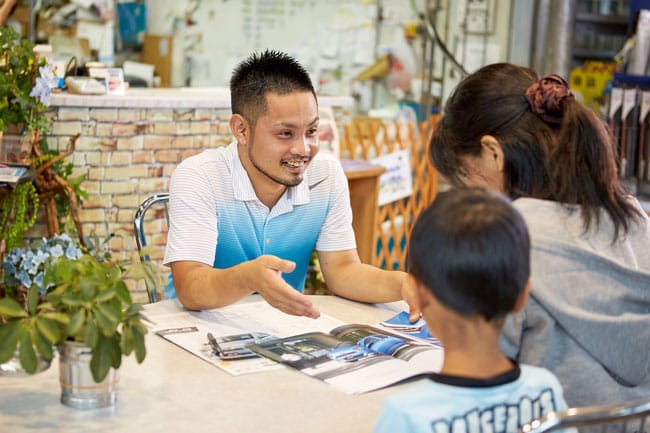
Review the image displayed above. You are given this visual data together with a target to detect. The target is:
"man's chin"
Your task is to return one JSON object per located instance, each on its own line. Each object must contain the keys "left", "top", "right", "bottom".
{"left": 283, "top": 175, "right": 304, "bottom": 187}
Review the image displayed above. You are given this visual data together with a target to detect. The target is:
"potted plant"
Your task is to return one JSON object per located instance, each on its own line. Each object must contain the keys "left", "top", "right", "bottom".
{"left": 0, "top": 233, "right": 150, "bottom": 408}
{"left": 0, "top": 26, "right": 86, "bottom": 257}
{"left": 0, "top": 26, "right": 54, "bottom": 136}
{"left": 0, "top": 234, "right": 81, "bottom": 375}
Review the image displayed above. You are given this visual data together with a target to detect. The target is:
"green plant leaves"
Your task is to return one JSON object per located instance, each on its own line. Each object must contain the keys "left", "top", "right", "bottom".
{"left": 84, "top": 319, "right": 99, "bottom": 349}
{"left": 94, "top": 288, "right": 116, "bottom": 303}
{"left": 34, "top": 316, "right": 62, "bottom": 345}
{"left": 32, "top": 326, "right": 54, "bottom": 360}
{"left": 1, "top": 239, "right": 150, "bottom": 380}
{"left": 120, "top": 326, "right": 134, "bottom": 356}
{"left": 18, "top": 331, "right": 37, "bottom": 374}
{"left": 94, "top": 303, "right": 119, "bottom": 336}
{"left": 108, "top": 334, "right": 122, "bottom": 369}
{"left": 89, "top": 337, "right": 111, "bottom": 383}
{"left": 0, "top": 26, "right": 48, "bottom": 133}
{"left": 0, "top": 321, "right": 20, "bottom": 363}
{"left": 66, "top": 310, "right": 85, "bottom": 337}
{"left": 41, "top": 311, "right": 71, "bottom": 325}
{"left": 132, "top": 324, "right": 147, "bottom": 364}
{"left": 127, "top": 257, "right": 158, "bottom": 299}
{"left": 0, "top": 297, "right": 28, "bottom": 318}
{"left": 27, "top": 285, "right": 39, "bottom": 316}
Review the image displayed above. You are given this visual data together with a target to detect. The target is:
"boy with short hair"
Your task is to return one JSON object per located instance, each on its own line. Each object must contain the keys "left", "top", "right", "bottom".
{"left": 373, "top": 187, "right": 569, "bottom": 433}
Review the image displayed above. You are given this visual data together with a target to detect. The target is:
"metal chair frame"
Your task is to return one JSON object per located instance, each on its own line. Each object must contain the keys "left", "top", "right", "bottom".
{"left": 133, "top": 193, "right": 169, "bottom": 303}
{"left": 521, "top": 398, "right": 650, "bottom": 433}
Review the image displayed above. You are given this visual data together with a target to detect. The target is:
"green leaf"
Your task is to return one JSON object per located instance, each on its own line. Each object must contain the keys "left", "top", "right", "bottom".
{"left": 132, "top": 324, "right": 147, "bottom": 364}
{"left": 34, "top": 316, "right": 62, "bottom": 345}
{"left": 124, "top": 303, "right": 143, "bottom": 317}
{"left": 79, "top": 278, "right": 97, "bottom": 301}
{"left": 114, "top": 280, "right": 132, "bottom": 305}
{"left": 109, "top": 334, "right": 122, "bottom": 369}
{"left": 60, "top": 295, "right": 86, "bottom": 308}
{"left": 89, "top": 337, "right": 111, "bottom": 383}
{"left": 27, "top": 285, "right": 39, "bottom": 316}
{"left": 18, "top": 330, "right": 37, "bottom": 374}
{"left": 0, "top": 321, "right": 21, "bottom": 363}
{"left": 127, "top": 260, "right": 157, "bottom": 290}
{"left": 120, "top": 326, "right": 134, "bottom": 355}
{"left": 32, "top": 327, "right": 54, "bottom": 360}
{"left": 41, "top": 311, "right": 71, "bottom": 325}
{"left": 84, "top": 319, "right": 98, "bottom": 349}
{"left": 66, "top": 310, "right": 85, "bottom": 337}
{"left": 93, "top": 305, "right": 118, "bottom": 336}
{"left": 93, "top": 288, "right": 116, "bottom": 303}
{"left": 0, "top": 298, "right": 28, "bottom": 318}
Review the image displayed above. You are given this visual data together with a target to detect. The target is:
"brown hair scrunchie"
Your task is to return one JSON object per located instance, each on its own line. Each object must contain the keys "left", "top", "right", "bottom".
{"left": 524, "top": 74, "right": 574, "bottom": 124}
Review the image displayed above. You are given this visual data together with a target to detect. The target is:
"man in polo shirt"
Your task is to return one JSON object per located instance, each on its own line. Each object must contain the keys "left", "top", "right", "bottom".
{"left": 164, "top": 50, "right": 417, "bottom": 320}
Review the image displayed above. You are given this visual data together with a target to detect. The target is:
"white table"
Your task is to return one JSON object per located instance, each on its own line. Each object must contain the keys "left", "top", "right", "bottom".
{"left": 0, "top": 296, "right": 423, "bottom": 433}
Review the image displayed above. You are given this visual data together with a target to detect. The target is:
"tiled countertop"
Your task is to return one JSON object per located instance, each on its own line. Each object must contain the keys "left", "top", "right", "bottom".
{"left": 49, "top": 87, "right": 354, "bottom": 109}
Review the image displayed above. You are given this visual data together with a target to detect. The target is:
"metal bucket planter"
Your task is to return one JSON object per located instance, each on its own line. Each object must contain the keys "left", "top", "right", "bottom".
{"left": 58, "top": 341, "right": 119, "bottom": 409}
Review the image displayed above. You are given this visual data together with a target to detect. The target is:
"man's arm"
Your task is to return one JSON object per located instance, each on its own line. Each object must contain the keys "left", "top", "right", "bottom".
{"left": 170, "top": 256, "right": 320, "bottom": 318}
{"left": 317, "top": 249, "right": 420, "bottom": 321}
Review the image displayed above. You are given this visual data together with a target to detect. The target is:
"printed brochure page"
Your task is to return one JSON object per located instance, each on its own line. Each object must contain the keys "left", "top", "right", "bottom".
{"left": 142, "top": 300, "right": 444, "bottom": 391}
{"left": 249, "top": 322, "right": 443, "bottom": 394}
{"left": 142, "top": 300, "right": 347, "bottom": 376}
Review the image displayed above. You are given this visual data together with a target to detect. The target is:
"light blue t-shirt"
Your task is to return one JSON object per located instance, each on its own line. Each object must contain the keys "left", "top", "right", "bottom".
{"left": 163, "top": 141, "right": 356, "bottom": 299}
{"left": 374, "top": 364, "right": 568, "bottom": 433}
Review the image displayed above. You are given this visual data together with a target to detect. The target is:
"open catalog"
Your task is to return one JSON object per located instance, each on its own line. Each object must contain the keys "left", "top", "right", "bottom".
{"left": 142, "top": 300, "right": 443, "bottom": 394}
{"left": 142, "top": 299, "right": 347, "bottom": 376}
{"left": 249, "top": 318, "right": 443, "bottom": 395}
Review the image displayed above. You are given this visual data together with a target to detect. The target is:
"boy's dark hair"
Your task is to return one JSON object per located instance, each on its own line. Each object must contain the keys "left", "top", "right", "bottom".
{"left": 408, "top": 187, "right": 530, "bottom": 321}
{"left": 229, "top": 50, "right": 316, "bottom": 126}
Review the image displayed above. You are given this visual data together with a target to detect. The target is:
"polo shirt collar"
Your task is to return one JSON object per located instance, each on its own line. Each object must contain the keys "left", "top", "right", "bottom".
{"left": 230, "top": 142, "right": 310, "bottom": 206}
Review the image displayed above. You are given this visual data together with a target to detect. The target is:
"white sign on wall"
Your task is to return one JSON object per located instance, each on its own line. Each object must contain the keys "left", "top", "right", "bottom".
{"left": 371, "top": 150, "right": 413, "bottom": 206}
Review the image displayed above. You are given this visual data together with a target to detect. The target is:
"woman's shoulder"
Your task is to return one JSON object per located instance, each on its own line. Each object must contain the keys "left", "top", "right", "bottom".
{"left": 511, "top": 197, "right": 573, "bottom": 228}
{"left": 513, "top": 195, "right": 648, "bottom": 232}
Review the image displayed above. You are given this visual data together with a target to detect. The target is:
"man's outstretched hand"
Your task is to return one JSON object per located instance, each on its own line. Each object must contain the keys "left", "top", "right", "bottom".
{"left": 251, "top": 255, "right": 321, "bottom": 319}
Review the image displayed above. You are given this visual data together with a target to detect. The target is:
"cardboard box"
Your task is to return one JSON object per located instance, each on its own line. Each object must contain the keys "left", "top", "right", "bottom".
{"left": 141, "top": 34, "right": 184, "bottom": 87}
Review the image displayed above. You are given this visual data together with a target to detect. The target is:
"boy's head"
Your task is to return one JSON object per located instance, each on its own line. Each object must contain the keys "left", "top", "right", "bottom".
{"left": 230, "top": 49, "right": 316, "bottom": 128}
{"left": 408, "top": 186, "right": 530, "bottom": 322}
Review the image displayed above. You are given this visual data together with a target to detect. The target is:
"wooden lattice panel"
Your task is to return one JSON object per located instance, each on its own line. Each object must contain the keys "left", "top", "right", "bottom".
{"left": 340, "top": 115, "right": 440, "bottom": 270}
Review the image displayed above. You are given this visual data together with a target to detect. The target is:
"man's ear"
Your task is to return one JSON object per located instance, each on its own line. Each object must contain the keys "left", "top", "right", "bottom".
{"left": 480, "top": 135, "right": 504, "bottom": 173}
{"left": 230, "top": 114, "right": 248, "bottom": 144}
{"left": 513, "top": 279, "right": 531, "bottom": 313}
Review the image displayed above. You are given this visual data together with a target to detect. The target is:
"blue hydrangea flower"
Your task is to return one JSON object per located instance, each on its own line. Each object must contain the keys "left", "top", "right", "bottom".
{"left": 33, "top": 273, "right": 46, "bottom": 296}
{"left": 4, "top": 261, "right": 16, "bottom": 275}
{"left": 65, "top": 243, "right": 82, "bottom": 260}
{"left": 49, "top": 244, "right": 64, "bottom": 259}
{"left": 2, "top": 234, "right": 83, "bottom": 293}
{"left": 29, "top": 64, "right": 59, "bottom": 105}
{"left": 6, "top": 249, "right": 22, "bottom": 265}
{"left": 16, "top": 268, "right": 32, "bottom": 288}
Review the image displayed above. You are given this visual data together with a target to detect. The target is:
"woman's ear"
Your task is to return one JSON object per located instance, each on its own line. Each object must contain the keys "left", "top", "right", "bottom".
{"left": 230, "top": 114, "right": 248, "bottom": 144}
{"left": 480, "top": 135, "right": 504, "bottom": 173}
{"left": 513, "top": 279, "right": 531, "bottom": 313}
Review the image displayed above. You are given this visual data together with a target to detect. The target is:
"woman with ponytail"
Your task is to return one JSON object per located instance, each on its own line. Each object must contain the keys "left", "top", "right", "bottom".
{"left": 429, "top": 63, "right": 650, "bottom": 407}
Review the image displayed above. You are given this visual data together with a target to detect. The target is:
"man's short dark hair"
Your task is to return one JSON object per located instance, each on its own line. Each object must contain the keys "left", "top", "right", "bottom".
{"left": 229, "top": 50, "right": 316, "bottom": 125}
{"left": 408, "top": 187, "right": 530, "bottom": 321}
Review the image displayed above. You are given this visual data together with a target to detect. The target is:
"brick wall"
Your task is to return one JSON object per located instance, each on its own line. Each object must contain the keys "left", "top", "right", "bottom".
{"left": 29, "top": 106, "right": 235, "bottom": 303}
